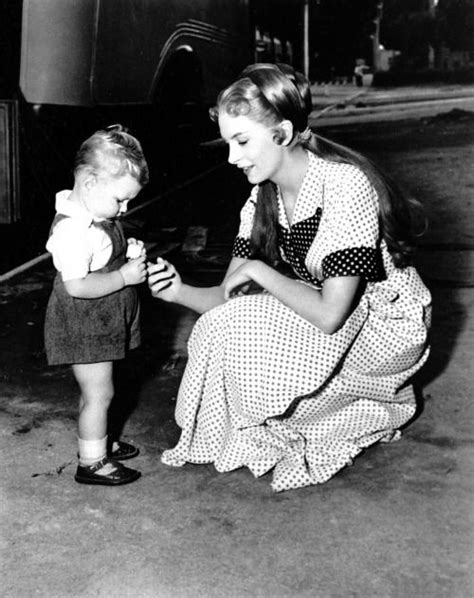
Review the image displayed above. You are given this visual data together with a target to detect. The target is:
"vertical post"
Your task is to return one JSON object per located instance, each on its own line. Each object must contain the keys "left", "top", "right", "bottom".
{"left": 372, "top": 2, "right": 383, "bottom": 72}
{"left": 0, "top": 100, "right": 20, "bottom": 223}
{"left": 303, "top": 0, "right": 309, "bottom": 78}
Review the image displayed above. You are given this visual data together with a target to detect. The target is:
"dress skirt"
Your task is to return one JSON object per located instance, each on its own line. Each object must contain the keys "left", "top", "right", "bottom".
{"left": 162, "top": 266, "right": 431, "bottom": 491}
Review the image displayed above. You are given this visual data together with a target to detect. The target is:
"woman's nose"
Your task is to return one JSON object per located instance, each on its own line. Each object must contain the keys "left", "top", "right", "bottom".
{"left": 119, "top": 201, "right": 129, "bottom": 214}
{"left": 227, "top": 143, "right": 240, "bottom": 165}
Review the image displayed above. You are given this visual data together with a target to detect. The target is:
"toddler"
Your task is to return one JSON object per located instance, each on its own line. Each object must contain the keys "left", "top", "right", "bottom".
{"left": 44, "top": 125, "right": 148, "bottom": 485}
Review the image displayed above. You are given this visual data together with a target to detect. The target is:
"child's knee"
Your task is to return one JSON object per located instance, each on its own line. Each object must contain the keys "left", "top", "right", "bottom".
{"left": 80, "top": 384, "right": 114, "bottom": 409}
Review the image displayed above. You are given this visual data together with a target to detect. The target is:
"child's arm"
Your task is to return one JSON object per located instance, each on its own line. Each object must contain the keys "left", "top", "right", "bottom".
{"left": 64, "top": 256, "right": 147, "bottom": 298}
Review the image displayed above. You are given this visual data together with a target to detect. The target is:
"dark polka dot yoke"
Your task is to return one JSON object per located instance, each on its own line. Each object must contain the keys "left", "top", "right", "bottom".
{"left": 232, "top": 236, "right": 252, "bottom": 259}
{"left": 232, "top": 234, "right": 384, "bottom": 284}
{"left": 277, "top": 208, "right": 322, "bottom": 284}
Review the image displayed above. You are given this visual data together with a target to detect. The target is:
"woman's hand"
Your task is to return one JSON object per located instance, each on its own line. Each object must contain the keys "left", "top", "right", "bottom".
{"left": 224, "top": 261, "right": 260, "bottom": 300}
{"left": 119, "top": 255, "right": 147, "bottom": 286}
{"left": 147, "top": 257, "right": 182, "bottom": 302}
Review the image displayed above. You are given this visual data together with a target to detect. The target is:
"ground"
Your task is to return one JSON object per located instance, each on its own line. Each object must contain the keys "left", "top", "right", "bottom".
{"left": 1, "top": 112, "right": 473, "bottom": 597}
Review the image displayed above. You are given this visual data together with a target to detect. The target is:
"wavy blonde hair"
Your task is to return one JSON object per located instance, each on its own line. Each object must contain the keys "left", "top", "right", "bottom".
{"left": 74, "top": 124, "right": 149, "bottom": 186}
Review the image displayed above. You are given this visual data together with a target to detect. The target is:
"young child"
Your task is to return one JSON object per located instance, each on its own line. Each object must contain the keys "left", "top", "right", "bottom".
{"left": 44, "top": 125, "right": 149, "bottom": 485}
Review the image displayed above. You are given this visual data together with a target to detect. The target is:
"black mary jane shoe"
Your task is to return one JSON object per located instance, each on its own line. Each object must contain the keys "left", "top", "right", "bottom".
{"left": 108, "top": 439, "right": 140, "bottom": 461}
{"left": 75, "top": 457, "right": 141, "bottom": 486}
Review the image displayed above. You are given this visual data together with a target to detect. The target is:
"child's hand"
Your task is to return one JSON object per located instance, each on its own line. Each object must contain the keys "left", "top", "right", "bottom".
{"left": 126, "top": 238, "right": 146, "bottom": 260}
{"left": 119, "top": 255, "right": 147, "bottom": 286}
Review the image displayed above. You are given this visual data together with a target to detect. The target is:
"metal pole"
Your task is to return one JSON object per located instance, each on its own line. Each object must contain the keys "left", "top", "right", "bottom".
{"left": 372, "top": 2, "right": 383, "bottom": 72}
{"left": 303, "top": 0, "right": 309, "bottom": 78}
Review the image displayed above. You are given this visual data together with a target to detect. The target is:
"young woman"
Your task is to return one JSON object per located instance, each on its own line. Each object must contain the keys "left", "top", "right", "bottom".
{"left": 147, "top": 63, "right": 431, "bottom": 492}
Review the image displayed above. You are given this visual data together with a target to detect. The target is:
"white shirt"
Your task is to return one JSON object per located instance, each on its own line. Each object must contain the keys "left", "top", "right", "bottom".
{"left": 46, "top": 190, "right": 114, "bottom": 281}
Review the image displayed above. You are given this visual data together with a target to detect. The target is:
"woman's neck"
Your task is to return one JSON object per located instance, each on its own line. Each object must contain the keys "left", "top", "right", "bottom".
{"left": 273, "top": 147, "right": 309, "bottom": 224}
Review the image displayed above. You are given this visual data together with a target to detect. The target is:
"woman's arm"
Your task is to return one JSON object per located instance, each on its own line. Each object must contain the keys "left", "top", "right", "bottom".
{"left": 64, "top": 256, "right": 147, "bottom": 298}
{"left": 224, "top": 260, "right": 361, "bottom": 334}
{"left": 147, "top": 256, "right": 248, "bottom": 314}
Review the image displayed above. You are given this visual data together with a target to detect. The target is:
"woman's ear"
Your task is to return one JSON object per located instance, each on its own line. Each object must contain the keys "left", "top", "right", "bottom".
{"left": 272, "top": 120, "right": 294, "bottom": 146}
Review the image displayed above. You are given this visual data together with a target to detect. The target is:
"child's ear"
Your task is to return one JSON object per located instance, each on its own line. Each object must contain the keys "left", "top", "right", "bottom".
{"left": 84, "top": 172, "right": 98, "bottom": 191}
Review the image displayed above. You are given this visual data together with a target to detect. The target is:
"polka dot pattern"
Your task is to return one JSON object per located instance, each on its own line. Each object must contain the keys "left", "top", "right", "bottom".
{"left": 161, "top": 152, "right": 432, "bottom": 491}
{"left": 278, "top": 208, "right": 322, "bottom": 284}
{"left": 232, "top": 236, "right": 252, "bottom": 259}
{"left": 322, "top": 246, "right": 384, "bottom": 280}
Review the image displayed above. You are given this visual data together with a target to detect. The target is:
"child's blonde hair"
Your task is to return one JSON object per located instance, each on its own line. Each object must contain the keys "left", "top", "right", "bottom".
{"left": 74, "top": 124, "right": 149, "bottom": 186}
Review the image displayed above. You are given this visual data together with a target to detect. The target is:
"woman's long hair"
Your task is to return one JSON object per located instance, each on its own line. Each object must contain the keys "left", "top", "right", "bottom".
{"left": 211, "top": 63, "right": 425, "bottom": 269}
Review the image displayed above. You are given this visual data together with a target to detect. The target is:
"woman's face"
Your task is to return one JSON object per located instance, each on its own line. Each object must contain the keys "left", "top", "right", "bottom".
{"left": 218, "top": 112, "right": 284, "bottom": 185}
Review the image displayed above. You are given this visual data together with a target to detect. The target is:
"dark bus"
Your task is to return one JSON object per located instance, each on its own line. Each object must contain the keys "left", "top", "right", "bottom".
{"left": 1, "top": 0, "right": 302, "bottom": 228}
{"left": 17, "top": 0, "right": 254, "bottom": 199}
{"left": 20, "top": 0, "right": 251, "bottom": 110}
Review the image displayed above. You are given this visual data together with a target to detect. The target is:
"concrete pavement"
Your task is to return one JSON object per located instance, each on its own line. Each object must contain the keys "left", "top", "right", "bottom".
{"left": 310, "top": 82, "right": 474, "bottom": 127}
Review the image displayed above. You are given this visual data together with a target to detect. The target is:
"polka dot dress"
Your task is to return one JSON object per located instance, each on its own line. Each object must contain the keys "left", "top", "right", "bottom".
{"left": 161, "top": 152, "right": 432, "bottom": 491}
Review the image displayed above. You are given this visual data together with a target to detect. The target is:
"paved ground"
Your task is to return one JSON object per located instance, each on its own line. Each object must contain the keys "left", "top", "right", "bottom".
{"left": 310, "top": 81, "right": 474, "bottom": 126}
{"left": 1, "top": 90, "right": 473, "bottom": 597}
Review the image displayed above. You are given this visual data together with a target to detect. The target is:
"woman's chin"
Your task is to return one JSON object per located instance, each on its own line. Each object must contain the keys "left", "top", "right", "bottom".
{"left": 244, "top": 168, "right": 262, "bottom": 184}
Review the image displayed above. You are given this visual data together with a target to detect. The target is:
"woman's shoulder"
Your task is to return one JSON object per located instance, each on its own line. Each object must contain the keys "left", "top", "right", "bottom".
{"left": 317, "top": 156, "right": 370, "bottom": 186}
{"left": 315, "top": 157, "right": 375, "bottom": 200}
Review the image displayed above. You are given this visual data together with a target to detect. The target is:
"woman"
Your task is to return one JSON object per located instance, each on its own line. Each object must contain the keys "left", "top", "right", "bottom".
{"left": 147, "top": 63, "right": 431, "bottom": 492}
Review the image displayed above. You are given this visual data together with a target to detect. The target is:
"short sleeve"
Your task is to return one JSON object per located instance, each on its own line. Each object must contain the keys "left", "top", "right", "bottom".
{"left": 231, "top": 186, "right": 258, "bottom": 259}
{"left": 313, "top": 164, "right": 384, "bottom": 281}
{"left": 46, "top": 218, "right": 93, "bottom": 280}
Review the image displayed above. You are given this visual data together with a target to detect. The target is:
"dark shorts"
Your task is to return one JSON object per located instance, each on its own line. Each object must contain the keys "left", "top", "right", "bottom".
{"left": 44, "top": 275, "right": 140, "bottom": 365}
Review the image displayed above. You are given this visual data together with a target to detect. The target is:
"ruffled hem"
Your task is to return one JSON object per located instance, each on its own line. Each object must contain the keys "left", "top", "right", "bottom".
{"left": 161, "top": 422, "right": 406, "bottom": 492}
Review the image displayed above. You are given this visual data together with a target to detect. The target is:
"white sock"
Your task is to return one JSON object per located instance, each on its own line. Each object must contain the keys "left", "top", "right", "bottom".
{"left": 78, "top": 436, "right": 107, "bottom": 466}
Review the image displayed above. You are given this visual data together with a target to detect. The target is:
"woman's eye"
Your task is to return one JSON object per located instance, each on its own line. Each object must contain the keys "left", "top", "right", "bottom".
{"left": 238, "top": 140, "right": 248, "bottom": 146}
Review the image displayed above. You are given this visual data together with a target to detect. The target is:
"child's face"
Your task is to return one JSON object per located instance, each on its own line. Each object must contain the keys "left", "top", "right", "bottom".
{"left": 85, "top": 172, "right": 142, "bottom": 219}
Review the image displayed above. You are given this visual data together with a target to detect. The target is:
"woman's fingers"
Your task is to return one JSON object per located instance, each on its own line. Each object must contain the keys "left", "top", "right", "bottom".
{"left": 150, "top": 274, "right": 176, "bottom": 294}
{"left": 147, "top": 258, "right": 168, "bottom": 276}
{"left": 147, "top": 258, "right": 178, "bottom": 295}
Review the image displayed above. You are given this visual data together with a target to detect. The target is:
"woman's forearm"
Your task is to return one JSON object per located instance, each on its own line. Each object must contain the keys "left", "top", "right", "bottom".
{"left": 249, "top": 261, "right": 360, "bottom": 333}
{"left": 148, "top": 256, "right": 245, "bottom": 313}
{"left": 175, "top": 283, "right": 226, "bottom": 314}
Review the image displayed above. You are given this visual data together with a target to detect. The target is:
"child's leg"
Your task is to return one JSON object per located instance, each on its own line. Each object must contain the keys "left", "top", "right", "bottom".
{"left": 74, "top": 362, "right": 115, "bottom": 467}
{"left": 73, "top": 361, "right": 114, "bottom": 442}
{"left": 72, "top": 362, "right": 140, "bottom": 485}
{"left": 74, "top": 362, "right": 139, "bottom": 461}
